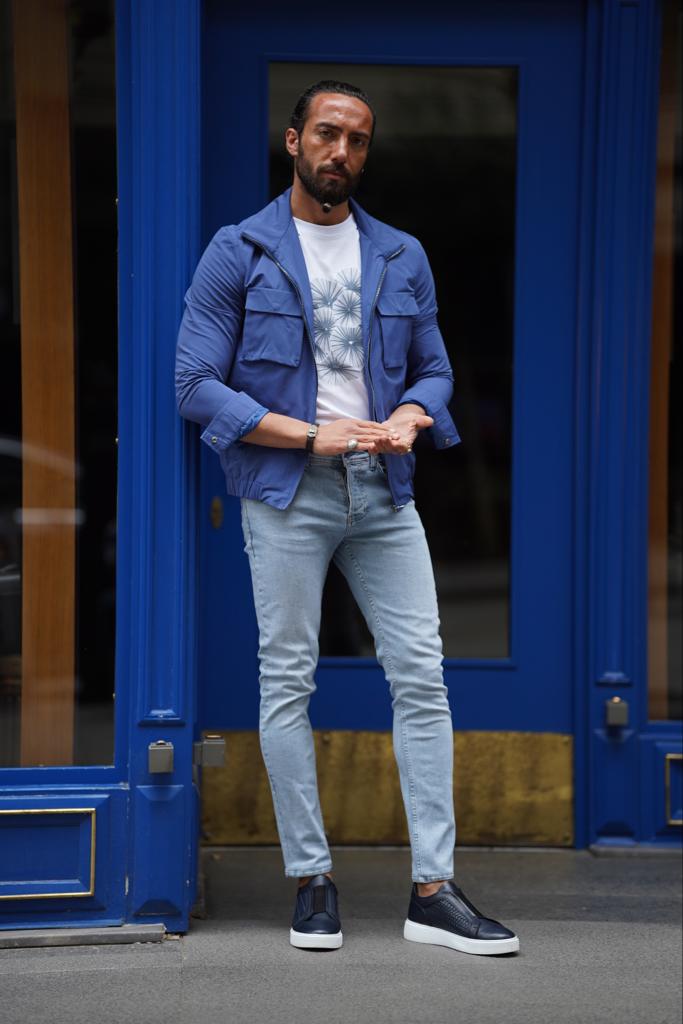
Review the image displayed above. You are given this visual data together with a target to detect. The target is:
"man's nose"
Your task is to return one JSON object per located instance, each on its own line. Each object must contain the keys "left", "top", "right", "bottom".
{"left": 330, "top": 136, "right": 348, "bottom": 163}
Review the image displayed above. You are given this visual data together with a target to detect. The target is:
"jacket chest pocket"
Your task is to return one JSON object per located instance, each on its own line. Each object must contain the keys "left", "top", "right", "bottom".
{"left": 377, "top": 291, "right": 419, "bottom": 368}
{"left": 240, "top": 287, "right": 304, "bottom": 367}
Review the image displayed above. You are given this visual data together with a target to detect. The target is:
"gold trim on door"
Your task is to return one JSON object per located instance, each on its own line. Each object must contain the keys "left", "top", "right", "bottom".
{"left": 0, "top": 808, "right": 96, "bottom": 899}
{"left": 665, "top": 753, "right": 683, "bottom": 827}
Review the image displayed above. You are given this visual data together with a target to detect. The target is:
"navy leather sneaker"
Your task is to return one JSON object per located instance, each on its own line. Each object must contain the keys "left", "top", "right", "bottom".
{"left": 404, "top": 880, "right": 519, "bottom": 955}
{"left": 290, "top": 874, "right": 343, "bottom": 950}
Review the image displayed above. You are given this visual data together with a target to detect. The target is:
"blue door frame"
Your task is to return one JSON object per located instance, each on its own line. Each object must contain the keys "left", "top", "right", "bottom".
{"left": 575, "top": 0, "right": 682, "bottom": 845}
{"left": 0, "top": 0, "right": 679, "bottom": 935}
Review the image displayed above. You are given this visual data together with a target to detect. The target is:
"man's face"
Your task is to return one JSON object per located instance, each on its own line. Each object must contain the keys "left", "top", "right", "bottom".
{"left": 286, "top": 93, "right": 373, "bottom": 207}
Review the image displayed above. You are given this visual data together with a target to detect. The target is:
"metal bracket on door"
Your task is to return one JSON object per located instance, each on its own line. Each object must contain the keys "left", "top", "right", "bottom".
{"left": 605, "top": 696, "right": 629, "bottom": 728}
{"left": 148, "top": 739, "right": 174, "bottom": 773}
{"left": 193, "top": 734, "right": 226, "bottom": 767}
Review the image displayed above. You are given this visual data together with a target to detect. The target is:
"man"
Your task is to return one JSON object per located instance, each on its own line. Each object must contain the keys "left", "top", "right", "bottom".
{"left": 175, "top": 80, "right": 519, "bottom": 956}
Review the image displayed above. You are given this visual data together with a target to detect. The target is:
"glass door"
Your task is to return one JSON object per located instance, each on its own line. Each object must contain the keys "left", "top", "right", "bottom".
{"left": 1, "top": 0, "right": 201, "bottom": 931}
{"left": 644, "top": 0, "right": 682, "bottom": 835}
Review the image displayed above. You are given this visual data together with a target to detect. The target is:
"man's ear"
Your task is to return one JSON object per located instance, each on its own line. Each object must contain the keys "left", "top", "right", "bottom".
{"left": 285, "top": 128, "right": 299, "bottom": 158}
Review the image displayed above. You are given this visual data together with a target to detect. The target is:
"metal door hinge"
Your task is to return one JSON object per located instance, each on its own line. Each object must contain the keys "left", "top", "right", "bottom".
{"left": 193, "top": 734, "right": 226, "bottom": 767}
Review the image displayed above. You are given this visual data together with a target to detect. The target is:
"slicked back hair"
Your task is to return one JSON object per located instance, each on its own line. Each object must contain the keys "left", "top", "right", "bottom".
{"left": 289, "top": 80, "right": 376, "bottom": 142}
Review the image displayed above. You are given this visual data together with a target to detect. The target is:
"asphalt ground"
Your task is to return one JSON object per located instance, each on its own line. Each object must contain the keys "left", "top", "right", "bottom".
{"left": 0, "top": 845, "right": 681, "bottom": 1024}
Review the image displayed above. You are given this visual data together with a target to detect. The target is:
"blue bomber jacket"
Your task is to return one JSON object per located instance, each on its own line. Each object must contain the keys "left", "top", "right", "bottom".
{"left": 175, "top": 188, "right": 461, "bottom": 510}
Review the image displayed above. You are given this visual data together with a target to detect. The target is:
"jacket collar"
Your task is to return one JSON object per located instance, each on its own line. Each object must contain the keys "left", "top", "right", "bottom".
{"left": 238, "top": 187, "right": 406, "bottom": 346}
{"left": 238, "top": 186, "right": 406, "bottom": 261}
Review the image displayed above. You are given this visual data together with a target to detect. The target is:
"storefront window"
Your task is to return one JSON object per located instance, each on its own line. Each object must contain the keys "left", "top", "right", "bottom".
{"left": 0, "top": 0, "right": 117, "bottom": 766}
{"left": 648, "top": 0, "right": 682, "bottom": 721}
{"left": 269, "top": 63, "right": 517, "bottom": 658}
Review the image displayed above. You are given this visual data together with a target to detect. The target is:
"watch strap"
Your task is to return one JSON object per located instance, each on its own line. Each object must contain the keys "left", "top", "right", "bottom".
{"left": 305, "top": 423, "right": 319, "bottom": 452}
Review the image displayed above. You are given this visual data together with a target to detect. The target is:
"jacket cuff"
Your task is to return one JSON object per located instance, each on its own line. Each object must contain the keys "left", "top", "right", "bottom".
{"left": 428, "top": 402, "right": 461, "bottom": 449}
{"left": 200, "top": 392, "right": 269, "bottom": 452}
{"left": 395, "top": 389, "right": 460, "bottom": 450}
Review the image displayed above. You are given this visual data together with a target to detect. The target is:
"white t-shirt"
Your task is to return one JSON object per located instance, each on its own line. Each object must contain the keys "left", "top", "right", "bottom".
{"left": 293, "top": 212, "right": 369, "bottom": 425}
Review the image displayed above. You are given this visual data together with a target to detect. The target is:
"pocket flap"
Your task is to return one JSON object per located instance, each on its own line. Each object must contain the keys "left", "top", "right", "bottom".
{"left": 377, "top": 291, "right": 419, "bottom": 316}
{"left": 245, "top": 287, "right": 302, "bottom": 316}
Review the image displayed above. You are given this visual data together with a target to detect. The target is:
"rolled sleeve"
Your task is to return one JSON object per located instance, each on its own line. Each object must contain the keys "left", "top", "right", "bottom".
{"left": 396, "top": 386, "right": 460, "bottom": 450}
{"left": 175, "top": 227, "right": 270, "bottom": 451}
{"left": 199, "top": 392, "right": 269, "bottom": 452}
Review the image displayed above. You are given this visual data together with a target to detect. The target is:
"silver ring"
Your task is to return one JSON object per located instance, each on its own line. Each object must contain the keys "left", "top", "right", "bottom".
{"left": 346, "top": 437, "right": 359, "bottom": 451}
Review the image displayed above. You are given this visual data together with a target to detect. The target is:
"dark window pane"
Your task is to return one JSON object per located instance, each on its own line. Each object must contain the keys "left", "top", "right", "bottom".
{"left": 269, "top": 63, "right": 516, "bottom": 659}
{"left": 648, "top": 0, "right": 682, "bottom": 721}
{"left": 0, "top": 0, "right": 117, "bottom": 766}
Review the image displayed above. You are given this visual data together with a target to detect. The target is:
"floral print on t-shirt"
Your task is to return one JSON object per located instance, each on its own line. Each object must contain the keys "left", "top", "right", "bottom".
{"left": 310, "top": 268, "right": 363, "bottom": 383}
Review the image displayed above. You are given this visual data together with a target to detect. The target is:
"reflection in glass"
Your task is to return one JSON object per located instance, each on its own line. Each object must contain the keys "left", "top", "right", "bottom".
{"left": 648, "top": 0, "right": 682, "bottom": 721}
{"left": 0, "top": 0, "right": 117, "bottom": 766}
{"left": 269, "top": 64, "right": 516, "bottom": 658}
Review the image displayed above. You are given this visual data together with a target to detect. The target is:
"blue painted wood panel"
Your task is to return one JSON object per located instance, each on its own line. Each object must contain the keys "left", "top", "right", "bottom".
{"left": 1, "top": 810, "right": 95, "bottom": 898}
{"left": 636, "top": 732, "right": 682, "bottom": 843}
{"left": 130, "top": 785, "right": 190, "bottom": 917}
{"left": 0, "top": 791, "right": 126, "bottom": 928}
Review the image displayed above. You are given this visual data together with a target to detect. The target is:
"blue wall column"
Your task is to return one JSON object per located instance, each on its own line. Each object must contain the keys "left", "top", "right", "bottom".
{"left": 116, "top": 0, "right": 202, "bottom": 926}
{"left": 580, "top": 0, "right": 677, "bottom": 844}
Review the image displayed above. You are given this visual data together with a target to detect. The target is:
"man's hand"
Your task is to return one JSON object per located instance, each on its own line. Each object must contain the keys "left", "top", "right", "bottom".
{"left": 313, "top": 418, "right": 407, "bottom": 455}
{"left": 375, "top": 404, "right": 434, "bottom": 454}
{"left": 241, "top": 408, "right": 432, "bottom": 456}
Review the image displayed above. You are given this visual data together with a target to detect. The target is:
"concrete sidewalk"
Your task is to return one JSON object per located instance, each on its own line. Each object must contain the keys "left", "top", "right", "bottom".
{"left": 0, "top": 846, "right": 681, "bottom": 1024}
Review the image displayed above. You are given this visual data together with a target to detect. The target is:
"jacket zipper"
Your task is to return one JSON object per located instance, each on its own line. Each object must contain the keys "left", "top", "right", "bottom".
{"left": 243, "top": 234, "right": 408, "bottom": 509}
{"left": 241, "top": 233, "right": 319, "bottom": 421}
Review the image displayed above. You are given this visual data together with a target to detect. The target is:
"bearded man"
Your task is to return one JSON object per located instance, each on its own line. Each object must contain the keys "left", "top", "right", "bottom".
{"left": 175, "top": 79, "right": 519, "bottom": 957}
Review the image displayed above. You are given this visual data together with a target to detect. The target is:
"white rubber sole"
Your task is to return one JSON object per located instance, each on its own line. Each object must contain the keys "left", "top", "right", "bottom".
{"left": 290, "top": 928, "right": 343, "bottom": 950}
{"left": 403, "top": 918, "right": 519, "bottom": 955}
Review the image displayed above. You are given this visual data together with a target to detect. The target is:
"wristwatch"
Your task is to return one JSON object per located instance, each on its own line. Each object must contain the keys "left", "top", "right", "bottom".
{"left": 305, "top": 423, "right": 319, "bottom": 452}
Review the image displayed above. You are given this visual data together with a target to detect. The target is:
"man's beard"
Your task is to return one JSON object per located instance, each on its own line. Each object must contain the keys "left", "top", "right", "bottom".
{"left": 295, "top": 145, "right": 361, "bottom": 207}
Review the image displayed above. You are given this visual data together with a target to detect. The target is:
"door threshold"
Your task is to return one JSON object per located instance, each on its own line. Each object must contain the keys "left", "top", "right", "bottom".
{"left": 0, "top": 922, "right": 166, "bottom": 949}
{"left": 589, "top": 842, "right": 682, "bottom": 856}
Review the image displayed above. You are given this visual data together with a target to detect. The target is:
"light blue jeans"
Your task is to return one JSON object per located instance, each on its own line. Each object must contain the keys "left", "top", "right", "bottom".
{"left": 239, "top": 450, "right": 456, "bottom": 882}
